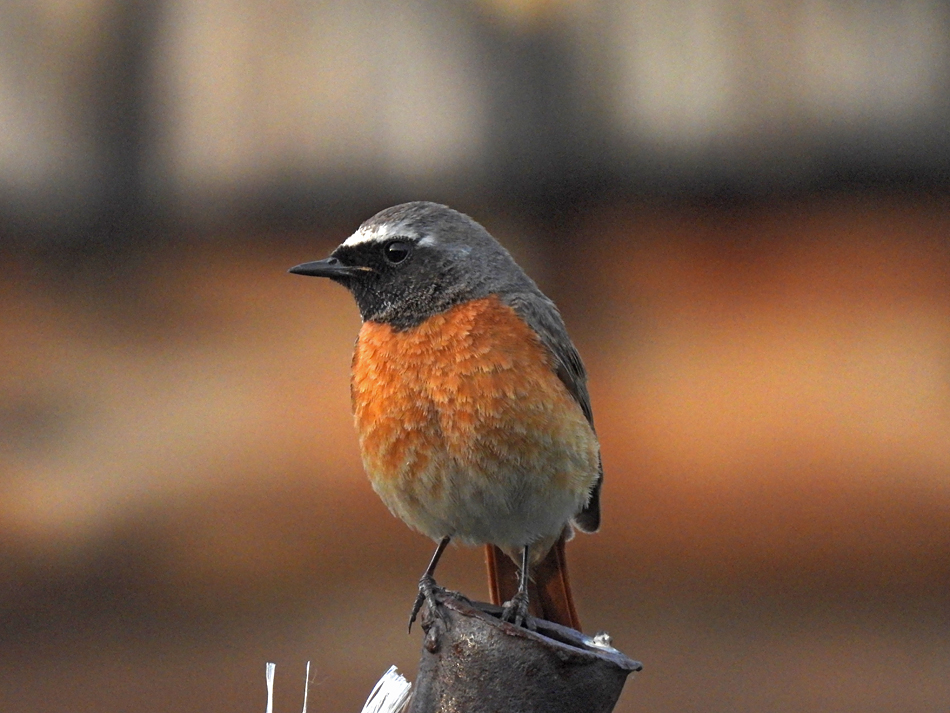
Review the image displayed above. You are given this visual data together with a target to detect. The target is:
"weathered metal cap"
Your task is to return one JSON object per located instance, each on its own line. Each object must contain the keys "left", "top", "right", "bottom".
{"left": 407, "top": 593, "right": 642, "bottom": 713}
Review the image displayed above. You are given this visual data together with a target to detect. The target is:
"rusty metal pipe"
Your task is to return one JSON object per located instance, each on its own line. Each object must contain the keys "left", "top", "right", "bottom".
{"left": 407, "top": 593, "right": 641, "bottom": 713}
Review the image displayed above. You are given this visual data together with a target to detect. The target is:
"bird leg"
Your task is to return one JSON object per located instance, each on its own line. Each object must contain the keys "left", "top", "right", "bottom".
{"left": 408, "top": 536, "right": 451, "bottom": 632}
{"left": 501, "top": 544, "right": 533, "bottom": 628}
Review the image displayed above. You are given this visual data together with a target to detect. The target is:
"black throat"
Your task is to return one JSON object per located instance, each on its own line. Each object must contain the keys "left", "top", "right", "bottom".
{"left": 332, "top": 243, "right": 481, "bottom": 330}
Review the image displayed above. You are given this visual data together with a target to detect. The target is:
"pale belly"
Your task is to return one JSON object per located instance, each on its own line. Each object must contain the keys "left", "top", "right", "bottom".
{"left": 367, "top": 419, "right": 597, "bottom": 549}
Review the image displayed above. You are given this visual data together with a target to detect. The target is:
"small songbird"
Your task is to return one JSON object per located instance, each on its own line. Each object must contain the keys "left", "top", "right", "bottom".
{"left": 290, "top": 202, "right": 601, "bottom": 631}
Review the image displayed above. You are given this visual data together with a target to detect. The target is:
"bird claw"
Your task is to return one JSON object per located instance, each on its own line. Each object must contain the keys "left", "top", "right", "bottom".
{"left": 408, "top": 573, "right": 448, "bottom": 633}
{"left": 501, "top": 590, "right": 535, "bottom": 630}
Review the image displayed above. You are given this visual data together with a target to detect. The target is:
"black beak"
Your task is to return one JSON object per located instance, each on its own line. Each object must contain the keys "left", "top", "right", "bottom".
{"left": 288, "top": 257, "right": 364, "bottom": 278}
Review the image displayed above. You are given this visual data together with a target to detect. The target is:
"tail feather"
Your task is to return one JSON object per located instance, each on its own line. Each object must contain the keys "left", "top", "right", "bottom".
{"left": 485, "top": 533, "right": 581, "bottom": 631}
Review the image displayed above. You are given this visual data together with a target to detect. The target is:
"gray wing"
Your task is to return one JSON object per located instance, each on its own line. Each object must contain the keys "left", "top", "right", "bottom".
{"left": 504, "top": 292, "right": 602, "bottom": 533}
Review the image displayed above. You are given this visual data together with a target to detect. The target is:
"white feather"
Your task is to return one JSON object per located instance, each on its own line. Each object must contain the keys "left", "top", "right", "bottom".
{"left": 360, "top": 665, "right": 412, "bottom": 713}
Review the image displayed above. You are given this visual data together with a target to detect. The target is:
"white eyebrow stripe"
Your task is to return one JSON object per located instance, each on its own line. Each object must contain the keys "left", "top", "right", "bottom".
{"left": 342, "top": 222, "right": 424, "bottom": 248}
{"left": 342, "top": 224, "right": 391, "bottom": 247}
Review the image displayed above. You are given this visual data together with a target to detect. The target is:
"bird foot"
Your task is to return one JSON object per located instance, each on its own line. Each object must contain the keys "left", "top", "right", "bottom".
{"left": 408, "top": 573, "right": 449, "bottom": 633}
{"left": 501, "top": 590, "right": 535, "bottom": 630}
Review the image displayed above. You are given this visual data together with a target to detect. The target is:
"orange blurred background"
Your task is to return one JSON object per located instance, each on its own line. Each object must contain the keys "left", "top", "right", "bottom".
{"left": 1, "top": 3, "right": 949, "bottom": 712}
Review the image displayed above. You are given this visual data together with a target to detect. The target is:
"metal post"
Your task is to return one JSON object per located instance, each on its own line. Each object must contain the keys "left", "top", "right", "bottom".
{"left": 407, "top": 592, "right": 641, "bottom": 713}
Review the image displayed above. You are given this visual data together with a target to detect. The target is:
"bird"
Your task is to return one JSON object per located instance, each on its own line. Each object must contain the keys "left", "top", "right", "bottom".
{"left": 289, "top": 202, "right": 602, "bottom": 631}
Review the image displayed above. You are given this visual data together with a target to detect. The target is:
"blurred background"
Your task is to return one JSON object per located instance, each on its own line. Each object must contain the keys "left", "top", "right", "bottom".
{"left": 1, "top": 1, "right": 949, "bottom": 711}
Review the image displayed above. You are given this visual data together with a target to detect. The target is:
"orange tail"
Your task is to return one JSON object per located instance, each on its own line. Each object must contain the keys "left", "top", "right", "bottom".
{"left": 485, "top": 533, "right": 581, "bottom": 631}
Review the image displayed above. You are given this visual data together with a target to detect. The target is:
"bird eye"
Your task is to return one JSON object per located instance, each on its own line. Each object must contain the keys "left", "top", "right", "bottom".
{"left": 384, "top": 240, "right": 411, "bottom": 264}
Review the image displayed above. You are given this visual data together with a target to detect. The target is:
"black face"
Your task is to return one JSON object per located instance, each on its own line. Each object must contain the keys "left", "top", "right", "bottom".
{"left": 328, "top": 237, "right": 473, "bottom": 330}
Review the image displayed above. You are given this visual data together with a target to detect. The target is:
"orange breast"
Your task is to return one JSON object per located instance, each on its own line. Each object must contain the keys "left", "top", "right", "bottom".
{"left": 350, "top": 295, "right": 599, "bottom": 548}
